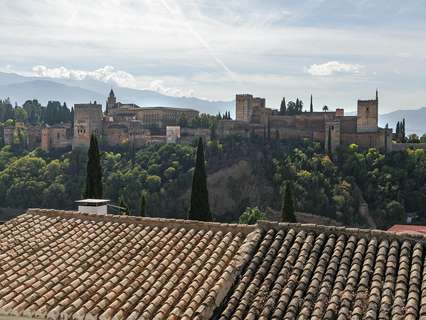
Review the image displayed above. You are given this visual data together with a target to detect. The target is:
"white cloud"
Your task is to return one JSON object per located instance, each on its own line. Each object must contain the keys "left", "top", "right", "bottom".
{"left": 29, "top": 65, "right": 195, "bottom": 98}
{"left": 32, "top": 65, "right": 137, "bottom": 88}
{"left": 148, "top": 80, "right": 194, "bottom": 97}
{"left": 307, "top": 61, "right": 363, "bottom": 76}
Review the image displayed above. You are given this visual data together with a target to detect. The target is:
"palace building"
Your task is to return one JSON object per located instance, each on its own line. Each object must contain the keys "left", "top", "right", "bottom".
{"left": 72, "top": 90, "right": 199, "bottom": 149}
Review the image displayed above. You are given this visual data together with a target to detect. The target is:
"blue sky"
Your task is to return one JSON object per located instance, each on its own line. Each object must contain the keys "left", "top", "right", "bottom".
{"left": 0, "top": 0, "right": 425, "bottom": 112}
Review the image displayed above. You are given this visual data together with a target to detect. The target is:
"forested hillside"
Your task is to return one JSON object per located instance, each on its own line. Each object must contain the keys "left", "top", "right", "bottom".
{"left": 0, "top": 137, "right": 424, "bottom": 229}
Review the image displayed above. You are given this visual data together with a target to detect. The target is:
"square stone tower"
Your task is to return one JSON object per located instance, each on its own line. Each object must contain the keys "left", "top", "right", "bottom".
{"left": 236, "top": 94, "right": 266, "bottom": 122}
{"left": 357, "top": 90, "right": 379, "bottom": 133}
{"left": 73, "top": 103, "right": 103, "bottom": 149}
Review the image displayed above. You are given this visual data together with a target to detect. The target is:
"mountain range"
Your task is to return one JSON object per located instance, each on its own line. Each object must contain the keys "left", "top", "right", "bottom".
{"left": 379, "top": 108, "right": 426, "bottom": 135}
{"left": 0, "top": 72, "right": 233, "bottom": 115}
{"left": 0, "top": 72, "right": 424, "bottom": 135}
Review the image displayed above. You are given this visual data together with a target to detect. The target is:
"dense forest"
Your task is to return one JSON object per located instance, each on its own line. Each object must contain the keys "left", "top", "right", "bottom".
{"left": 0, "top": 136, "right": 424, "bottom": 229}
{"left": 0, "top": 98, "right": 73, "bottom": 125}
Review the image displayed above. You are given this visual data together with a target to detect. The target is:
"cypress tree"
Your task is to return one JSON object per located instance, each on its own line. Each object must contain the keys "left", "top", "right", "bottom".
{"left": 385, "top": 123, "right": 389, "bottom": 153}
{"left": 310, "top": 95, "right": 313, "bottom": 112}
{"left": 280, "top": 97, "right": 286, "bottom": 115}
{"left": 282, "top": 182, "right": 296, "bottom": 222}
{"left": 327, "top": 126, "right": 332, "bottom": 155}
{"left": 402, "top": 118, "right": 406, "bottom": 142}
{"left": 84, "top": 134, "right": 103, "bottom": 198}
{"left": 140, "top": 191, "right": 147, "bottom": 217}
{"left": 188, "top": 137, "right": 211, "bottom": 221}
{"left": 396, "top": 122, "right": 400, "bottom": 142}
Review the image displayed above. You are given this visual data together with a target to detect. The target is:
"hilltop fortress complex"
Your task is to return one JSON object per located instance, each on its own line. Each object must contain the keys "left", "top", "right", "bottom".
{"left": 231, "top": 90, "right": 392, "bottom": 153}
{"left": 5, "top": 89, "right": 400, "bottom": 152}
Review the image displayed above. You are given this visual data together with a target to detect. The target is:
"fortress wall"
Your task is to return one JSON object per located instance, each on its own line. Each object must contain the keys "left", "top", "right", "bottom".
{"left": 104, "top": 126, "right": 129, "bottom": 146}
{"left": 274, "top": 127, "right": 324, "bottom": 142}
{"left": 270, "top": 112, "right": 336, "bottom": 130}
{"left": 339, "top": 117, "right": 357, "bottom": 133}
{"left": 341, "top": 131, "right": 386, "bottom": 151}
{"left": 181, "top": 128, "right": 211, "bottom": 143}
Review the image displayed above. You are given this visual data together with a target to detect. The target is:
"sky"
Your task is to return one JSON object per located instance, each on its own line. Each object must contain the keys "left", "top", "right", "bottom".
{"left": 0, "top": 0, "right": 425, "bottom": 112}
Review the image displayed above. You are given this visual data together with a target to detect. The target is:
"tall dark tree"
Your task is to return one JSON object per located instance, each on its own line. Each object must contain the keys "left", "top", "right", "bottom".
{"left": 282, "top": 182, "right": 296, "bottom": 222}
{"left": 140, "top": 192, "right": 147, "bottom": 217}
{"left": 280, "top": 97, "right": 287, "bottom": 115}
{"left": 310, "top": 95, "right": 314, "bottom": 113}
{"left": 402, "top": 118, "right": 406, "bottom": 142}
{"left": 385, "top": 123, "right": 389, "bottom": 153}
{"left": 396, "top": 121, "right": 400, "bottom": 141}
{"left": 84, "top": 134, "right": 103, "bottom": 199}
{"left": 327, "top": 126, "right": 332, "bottom": 155}
{"left": 188, "top": 137, "right": 211, "bottom": 221}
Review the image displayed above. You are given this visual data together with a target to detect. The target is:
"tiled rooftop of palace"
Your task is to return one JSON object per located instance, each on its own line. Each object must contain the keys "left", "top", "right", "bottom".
{"left": 2, "top": 210, "right": 426, "bottom": 319}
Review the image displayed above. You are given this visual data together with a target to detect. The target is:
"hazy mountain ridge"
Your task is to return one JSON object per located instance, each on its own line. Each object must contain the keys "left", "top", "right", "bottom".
{"left": 0, "top": 72, "right": 233, "bottom": 114}
{"left": 379, "top": 107, "right": 426, "bottom": 135}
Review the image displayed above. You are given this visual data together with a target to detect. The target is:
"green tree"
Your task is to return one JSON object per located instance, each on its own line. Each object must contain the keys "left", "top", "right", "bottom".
{"left": 84, "top": 134, "right": 103, "bottom": 198}
{"left": 421, "top": 134, "right": 426, "bottom": 143}
{"left": 408, "top": 134, "right": 420, "bottom": 143}
{"left": 239, "top": 207, "right": 266, "bottom": 225}
{"left": 323, "top": 105, "right": 329, "bottom": 112}
{"left": 402, "top": 118, "right": 406, "bottom": 142}
{"left": 146, "top": 175, "right": 161, "bottom": 192}
{"left": 14, "top": 107, "right": 28, "bottom": 123}
{"left": 280, "top": 97, "right": 286, "bottom": 115}
{"left": 384, "top": 201, "right": 405, "bottom": 227}
{"left": 282, "top": 181, "right": 296, "bottom": 222}
{"left": 140, "top": 191, "right": 147, "bottom": 217}
{"left": 119, "top": 196, "right": 129, "bottom": 215}
{"left": 310, "top": 94, "right": 313, "bottom": 112}
{"left": 188, "top": 137, "right": 211, "bottom": 221}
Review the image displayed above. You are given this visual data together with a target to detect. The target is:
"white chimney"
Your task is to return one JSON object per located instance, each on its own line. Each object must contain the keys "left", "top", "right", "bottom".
{"left": 75, "top": 199, "right": 110, "bottom": 215}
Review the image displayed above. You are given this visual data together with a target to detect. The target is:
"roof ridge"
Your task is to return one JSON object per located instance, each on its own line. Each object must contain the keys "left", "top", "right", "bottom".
{"left": 25, "top": 208, "right": 256, "bottom": 235}
{"left": 257, "top": 220, "right": 426, "bottom": 244}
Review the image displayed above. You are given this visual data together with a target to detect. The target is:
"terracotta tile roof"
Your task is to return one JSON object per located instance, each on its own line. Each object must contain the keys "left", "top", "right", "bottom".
{"left": 0, "top": 209, "right": 255, "bottom": 320}
{"left": 218, "top": 221, "right": 426, "bottom": 320}
{"left": 388, "top": 224, "right": 426, "bottom": 235}
{"left": 2, "top": 211, "right": 426, "bottom": 320}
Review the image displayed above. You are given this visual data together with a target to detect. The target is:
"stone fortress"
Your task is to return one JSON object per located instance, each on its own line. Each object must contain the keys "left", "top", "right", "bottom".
{"left": 227, "top": 90, "right": 393, "bottom": 153}
{"left": 5, "top": 89, "right": 420, "bottom": 153}
{"left": 72, "top": 90, "right": 199, "bottom": 149}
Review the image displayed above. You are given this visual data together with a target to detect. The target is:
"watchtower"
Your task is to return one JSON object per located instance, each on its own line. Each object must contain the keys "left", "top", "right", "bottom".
{"left": 106, "top": 89, "right": 117, "bottom": 115}
{"left": 236, "top": 94, "right": 266, "bottom": 122}
{"left": 72, "top": 102, "right": 103, "bottom": 148}
{"left": 357, "top": 90, "right": 379, "bottom": 133}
